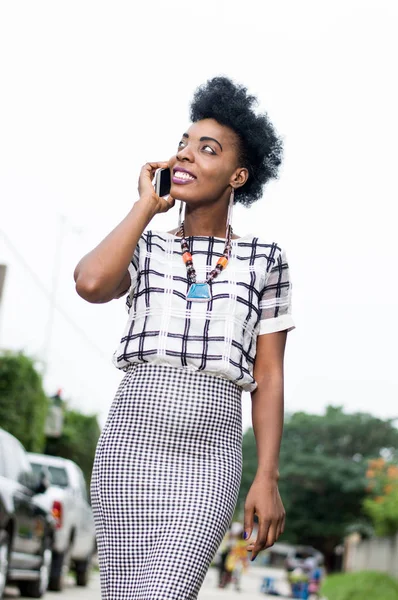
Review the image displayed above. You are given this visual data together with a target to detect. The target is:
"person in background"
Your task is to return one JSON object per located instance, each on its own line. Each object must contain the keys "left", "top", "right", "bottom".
{"left": 225, "top": 522, "right": 249, "bottom": 592}
{"left": 305, "top": 557, "right": 323, "bottom": 598}
{"left": 217, "top": 529, "right": 234, "bottom": 588}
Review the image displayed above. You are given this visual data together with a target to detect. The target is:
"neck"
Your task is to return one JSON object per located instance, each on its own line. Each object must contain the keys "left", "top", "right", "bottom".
{"left": 182, "top": 198, "right": 230, "bottom": 238}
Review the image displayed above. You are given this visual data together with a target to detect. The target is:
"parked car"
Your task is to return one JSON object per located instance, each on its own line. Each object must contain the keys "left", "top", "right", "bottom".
{"left": 28, "top": 453, "right": 96, "bottom": 592}
{"left": 285, "top": 545, "right": 324, "bottom": 572}
{"left": 0, "top": 428, "right": 55, "bottom": 599}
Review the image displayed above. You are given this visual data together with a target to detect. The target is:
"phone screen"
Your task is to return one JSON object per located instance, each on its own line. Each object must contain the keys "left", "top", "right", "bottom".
{"left": 155, "top": 168, "right": 171, "bottom": 197}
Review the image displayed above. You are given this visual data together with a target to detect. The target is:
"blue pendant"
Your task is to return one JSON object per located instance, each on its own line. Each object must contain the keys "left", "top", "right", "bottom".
{"left": 186, "top": 282, "right": 211, "bottom": 302}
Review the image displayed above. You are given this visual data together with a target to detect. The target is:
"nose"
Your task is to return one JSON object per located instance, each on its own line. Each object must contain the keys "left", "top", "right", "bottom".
{"left": 176, "top": 143, "right": 194, "bottom": 163}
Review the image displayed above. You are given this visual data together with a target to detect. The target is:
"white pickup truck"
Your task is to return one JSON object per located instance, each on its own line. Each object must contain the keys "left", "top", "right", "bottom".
{"left": 28, "top": 453, "right": 96, "bottom": 592}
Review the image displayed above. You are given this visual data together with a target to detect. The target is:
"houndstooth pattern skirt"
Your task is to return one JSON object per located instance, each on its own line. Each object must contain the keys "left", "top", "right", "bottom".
{"left": 91, "top": 363, "right": 243, "bottom": 599}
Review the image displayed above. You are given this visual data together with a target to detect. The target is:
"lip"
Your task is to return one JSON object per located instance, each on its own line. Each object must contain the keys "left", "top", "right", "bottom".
{"left": 173, "top": 166, "right": 196, "bottom": 179}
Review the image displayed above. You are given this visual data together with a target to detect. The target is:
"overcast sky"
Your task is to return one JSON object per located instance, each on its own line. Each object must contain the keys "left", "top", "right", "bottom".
{"left": 1, "top": 0, "right": 397, "bottom": 432}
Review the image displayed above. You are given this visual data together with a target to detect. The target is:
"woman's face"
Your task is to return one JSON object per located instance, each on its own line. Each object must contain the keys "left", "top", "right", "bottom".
{"left": 168, "top": 118, "right": 247, "bottom": 204}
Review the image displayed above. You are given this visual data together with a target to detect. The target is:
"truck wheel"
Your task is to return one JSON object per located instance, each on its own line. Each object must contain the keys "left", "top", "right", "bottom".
{"left": 48, "top": 545, "right": 71, "bottom": 592}
{"left": 18, "top": 539, "right": 52, "bottom": 598}
{"left": 74, "top": 552, "right": 92, "bottom": 587}
{"left": 0, "top": 532, "right": 11, "bottom": 600}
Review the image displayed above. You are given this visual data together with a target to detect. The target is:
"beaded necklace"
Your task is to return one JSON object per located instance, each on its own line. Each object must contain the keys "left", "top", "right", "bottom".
{"left": 177, "top": 221, "right": 233, "bottom": 302}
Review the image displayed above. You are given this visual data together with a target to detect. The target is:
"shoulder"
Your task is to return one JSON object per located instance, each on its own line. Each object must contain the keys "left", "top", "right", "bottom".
{"left": 249, "top": 235, "right": 281, "bottom": 252}
{"left": 137, "top": 230, "right": 167, "bottom": 244}
{"left": 137, "top": 230, "right": 177, "bottom": 252}
{"left": 240, "top": 236, "right": 283, "bottom": 267}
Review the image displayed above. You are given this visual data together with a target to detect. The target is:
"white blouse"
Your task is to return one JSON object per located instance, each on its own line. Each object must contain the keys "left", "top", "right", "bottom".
{"left": 113, "top": 231, "right": 295, "bottom": 392}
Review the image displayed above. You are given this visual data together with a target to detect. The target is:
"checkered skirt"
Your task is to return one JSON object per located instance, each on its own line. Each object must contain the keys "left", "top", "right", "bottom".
{"left": 91, "top": 363, "right": 243, "bottom": 599}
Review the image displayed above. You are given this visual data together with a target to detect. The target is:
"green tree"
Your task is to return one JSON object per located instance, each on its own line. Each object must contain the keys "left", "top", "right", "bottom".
{"left": 363, "top": 458, "right": 398, "bottom": 536}
{"left": 0, "top": 350, "right": 100, "bottom": 489}
{"left": 45, "top": 408, "right": 100, "bottom": 487}
{"left": 0, "top": 351, "right": 48, "bottom": 451}
{"left": 238, "top": 406, "right": 398, "bottom": 569}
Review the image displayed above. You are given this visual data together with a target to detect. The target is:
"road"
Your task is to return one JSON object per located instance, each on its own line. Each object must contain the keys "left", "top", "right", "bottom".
{"left": 4, "top": 566, "right": 293, "bottom": 599}
{"left": 200, "top": 565, "right": 292, "bottom": 598}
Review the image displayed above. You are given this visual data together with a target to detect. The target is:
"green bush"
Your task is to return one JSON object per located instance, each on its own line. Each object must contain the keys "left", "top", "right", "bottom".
{"left": 321, "top": 571, "right": 398, "bottom": 600}
{"left": 45, "top": 409, "right": 100, "bottom": 487}
{"left": 0, "top": 351, "right": 48, "bottom": 451}
{"left": 0, "top": 350, "right": 100, "bottom": 489}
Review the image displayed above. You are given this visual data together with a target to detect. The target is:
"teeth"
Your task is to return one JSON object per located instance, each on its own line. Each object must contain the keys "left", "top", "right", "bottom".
{"left": 174, "top": 171, "right": 195, "bottom": 181}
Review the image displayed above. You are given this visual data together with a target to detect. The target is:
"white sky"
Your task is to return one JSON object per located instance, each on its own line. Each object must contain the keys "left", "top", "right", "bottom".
{"left": 1, "top": 0, "right": 397, "bottom": 431}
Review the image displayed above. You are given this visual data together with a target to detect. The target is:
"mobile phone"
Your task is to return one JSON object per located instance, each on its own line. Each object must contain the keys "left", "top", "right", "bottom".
{"left": 154, "top": 168, "right": 171, "bottom": 197}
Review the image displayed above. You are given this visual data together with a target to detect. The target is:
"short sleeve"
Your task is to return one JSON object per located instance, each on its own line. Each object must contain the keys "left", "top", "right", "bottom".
{"left": 125, "top": 238, "right": 142, "bottom": 313}
{"left": 258, "top": 247, "right": 295, "bottom": 335}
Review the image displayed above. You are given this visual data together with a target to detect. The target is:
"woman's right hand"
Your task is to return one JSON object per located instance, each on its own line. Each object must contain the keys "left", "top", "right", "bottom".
{"left": 138, "top": 162, "right": 175, "bottom": 214}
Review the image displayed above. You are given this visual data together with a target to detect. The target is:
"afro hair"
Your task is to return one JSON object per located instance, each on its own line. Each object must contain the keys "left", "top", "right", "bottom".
{"left": 189, "top": 77, "right": 283, "bottom": 207}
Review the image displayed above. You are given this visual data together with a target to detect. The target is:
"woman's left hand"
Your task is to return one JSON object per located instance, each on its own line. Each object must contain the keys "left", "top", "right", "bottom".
{"left": 243, "top": 476, "right": 286, "bottom": 561}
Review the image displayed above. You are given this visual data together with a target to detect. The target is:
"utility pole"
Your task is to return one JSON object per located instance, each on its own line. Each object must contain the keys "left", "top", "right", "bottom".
{"left": 41, "top": 215, "right": 67, "bottom": 377}
{"left": 41, "top": 215, "right": 82, "bottom": 380}
{"left": 0, "top": 264, "right": 7, "bottom": 346}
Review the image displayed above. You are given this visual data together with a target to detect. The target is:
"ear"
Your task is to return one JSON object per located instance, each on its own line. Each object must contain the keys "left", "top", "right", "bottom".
{"left": 230, "top": 167, "right": 249, "bottom": 189}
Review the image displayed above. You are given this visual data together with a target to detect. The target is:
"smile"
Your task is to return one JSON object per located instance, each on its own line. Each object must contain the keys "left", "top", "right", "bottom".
{"left": 172, "top": 169, "right": 196, "bottom": 184}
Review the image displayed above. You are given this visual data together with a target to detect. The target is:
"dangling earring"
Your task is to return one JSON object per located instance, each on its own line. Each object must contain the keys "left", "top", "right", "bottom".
{"left": 177, "top": 189, "right": 234, "bottom": 239}
{"left": 225, "top": 187, "right": 235, "bottom": 241}
{"left": 178, "top": 200, "right": 184, "bottom": 234}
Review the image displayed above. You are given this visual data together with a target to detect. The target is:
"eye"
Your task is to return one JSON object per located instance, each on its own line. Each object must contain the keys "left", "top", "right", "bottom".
{"left": 178, "top": 140, "right": 186, "bottom": 149}
{"left": 202, "top": 145, "right": 216, "bottom": 155}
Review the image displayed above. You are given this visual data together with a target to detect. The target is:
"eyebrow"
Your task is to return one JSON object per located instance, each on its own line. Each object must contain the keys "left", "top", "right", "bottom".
{"left": 182, "top": 133, "right": 223, "bottom": 151}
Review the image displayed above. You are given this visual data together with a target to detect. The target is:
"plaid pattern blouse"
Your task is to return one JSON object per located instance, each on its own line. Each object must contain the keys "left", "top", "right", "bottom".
{"left": 113, "top": 230, "right": 295, "bottom": 392}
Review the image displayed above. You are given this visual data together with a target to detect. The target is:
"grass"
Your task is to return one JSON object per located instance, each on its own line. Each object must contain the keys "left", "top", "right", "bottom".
{"left": 321, "top": 571, "right": 398, "bottom": 600}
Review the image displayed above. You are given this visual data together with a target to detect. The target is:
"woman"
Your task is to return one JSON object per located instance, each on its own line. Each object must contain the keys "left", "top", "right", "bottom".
{"left": 74, "top": 76, "right": 295, "bottom": 599}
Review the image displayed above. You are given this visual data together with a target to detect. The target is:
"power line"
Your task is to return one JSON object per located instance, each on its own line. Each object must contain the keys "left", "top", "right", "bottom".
{"left": 0, "top": 229, "right": 110, "bottom": 362}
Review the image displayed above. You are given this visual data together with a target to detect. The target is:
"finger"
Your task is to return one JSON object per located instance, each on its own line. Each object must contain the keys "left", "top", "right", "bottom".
{"left": 279, "top": 510, "right": 286, "bottom": 537}
{"left": 265, "top": 521, "right": 278, "bottom": 549}
{"left": 251, "top": 518, "right": 271, "bottom": 561}
{"left": 166, "top": 195, "right": 176, "bottom": 209}
{"left": 144, "top": 161, "right": 170, "bottom": 171}
{"left": 243, "top": 503, "right": 254, "bottom": 542}
{"left": 281, "top": 512, "right": 286, "bottom": 535}
{"left": 274, "top": 514, "right": 284, "bottom": 541}
{"left": 141, "top": 162, "right": 170, "bottom": 182}
{"left": 160, "top": 196, "right": 175, "bottom": 212}
{"left": 275, "top": 518, "right": 283, "bottom": 541}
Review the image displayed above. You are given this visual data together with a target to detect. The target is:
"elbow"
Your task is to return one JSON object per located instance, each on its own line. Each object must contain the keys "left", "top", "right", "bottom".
{"left": 74, "top": 274, "right": 108, "bottom": 303}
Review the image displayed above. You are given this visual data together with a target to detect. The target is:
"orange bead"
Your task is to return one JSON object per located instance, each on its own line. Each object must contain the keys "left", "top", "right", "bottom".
{"left": 183, "top": 252, "right": 193, "bottom": 263}
{"left": 217, "top": 256, "right": 228, "bottom": 269}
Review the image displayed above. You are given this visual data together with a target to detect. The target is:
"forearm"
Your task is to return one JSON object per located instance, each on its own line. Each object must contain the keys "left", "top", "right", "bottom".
{"left": 74, "top": 197, "right": 156, "bottom": 302}
{"left": 251, "top": 371, "right": 284, "bottom": 481}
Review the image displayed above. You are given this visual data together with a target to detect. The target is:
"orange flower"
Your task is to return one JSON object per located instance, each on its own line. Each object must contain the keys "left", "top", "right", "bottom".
{"left": 387, "top": 465, "right": 398, "bottom": 479}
